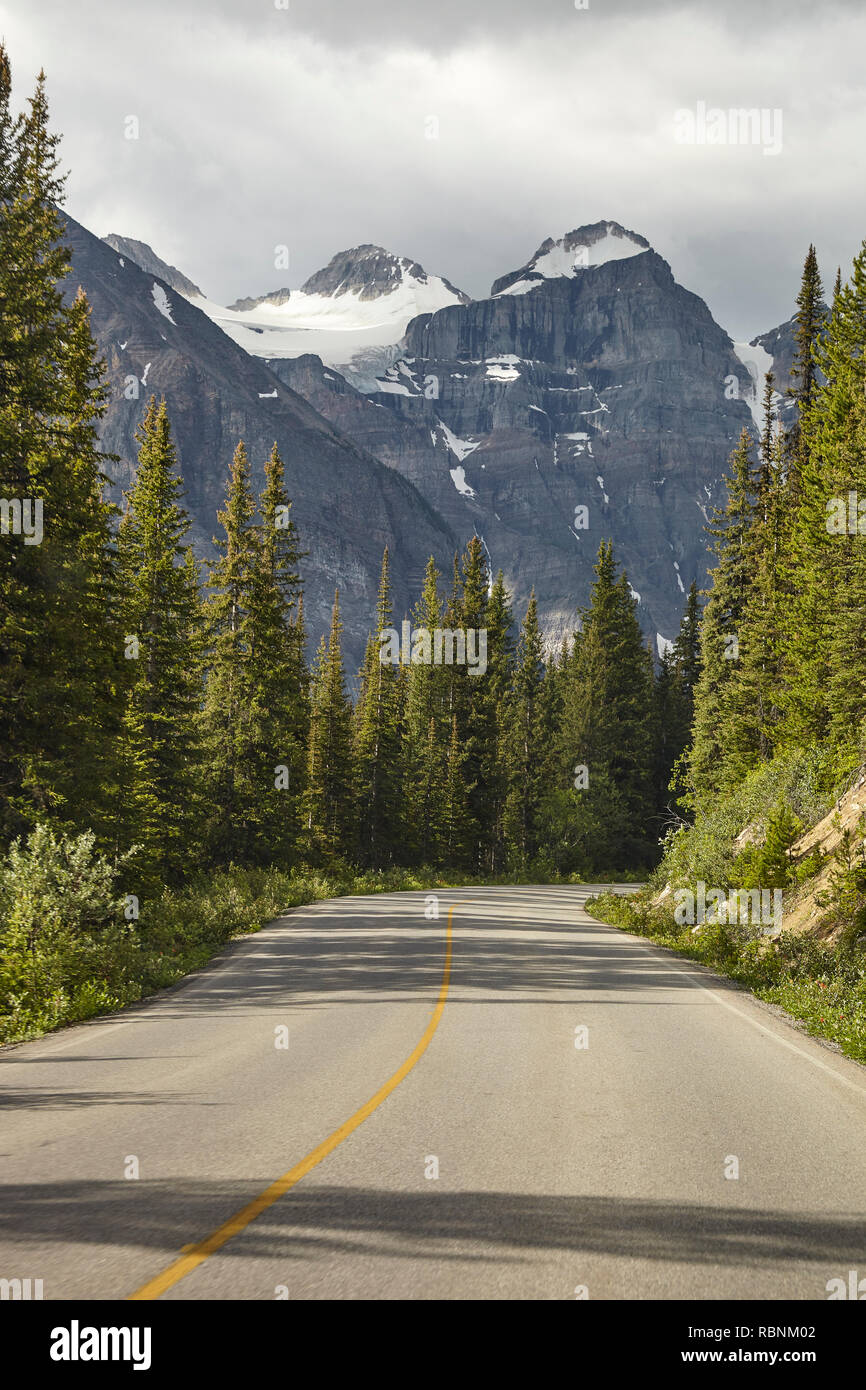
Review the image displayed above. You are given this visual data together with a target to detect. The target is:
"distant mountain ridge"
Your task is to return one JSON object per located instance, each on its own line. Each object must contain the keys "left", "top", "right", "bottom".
{"left": 75, "top": 217, "right": 457, "bottom": 670}
{"left": 96, "top": 220, "right": 803, "bottom": 655}
{"left": 103, "top": 233, "right": 203, "bottom": 300}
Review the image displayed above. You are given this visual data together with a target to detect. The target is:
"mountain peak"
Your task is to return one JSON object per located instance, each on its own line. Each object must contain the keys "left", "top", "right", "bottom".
{"left": 227, "top": 287, "right": 292, "bottom": 312}
{"left": 300, "top": 244, "right": 471, "bottom": 305}
{"left": 491, "top": 220, "right": 651, "bottom": 297}
{"left": 102, "top": 234, "right": 203, "bottom": 299}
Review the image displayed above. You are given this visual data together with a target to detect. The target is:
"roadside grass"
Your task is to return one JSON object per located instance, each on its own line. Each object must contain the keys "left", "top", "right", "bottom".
{"left": 586, "top": 889, "right": 866, "bottom": 1064}
{"left": 0, "top": 830, "right": 630, "bottom": 1046}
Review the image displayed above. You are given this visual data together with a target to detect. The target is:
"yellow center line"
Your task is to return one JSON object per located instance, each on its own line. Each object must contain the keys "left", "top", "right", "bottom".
{"left": 128, "top": 900, "right": 464, "bottom": 1301}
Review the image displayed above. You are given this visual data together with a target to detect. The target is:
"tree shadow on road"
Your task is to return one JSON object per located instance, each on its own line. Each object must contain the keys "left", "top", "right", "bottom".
{"left": 121, "top": 887, "right": 719, "bottom": 1017}
{"left": 1, "top": 1178, "right": 864, "bottom": 1273}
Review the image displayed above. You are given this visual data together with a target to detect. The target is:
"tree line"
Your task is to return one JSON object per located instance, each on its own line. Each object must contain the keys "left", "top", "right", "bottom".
{"left": 688, "top": 238, "right": 866, "bottom": 806}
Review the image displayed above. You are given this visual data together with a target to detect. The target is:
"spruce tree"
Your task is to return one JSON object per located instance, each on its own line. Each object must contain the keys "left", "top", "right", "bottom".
{"left": 503, "top": 593, "right": 546, "bottom": 866}
{"left": 659, "top": 581, "right": 702, "bottom": 812}
{"left": 442, "top": 714, "right": 471, "bottom": 867}
{"left": 736, "top": 375, "right": 785, "bottom": 768}
{"left": 116, "top": 398, "right": 203, "bottom": 884}
{"left": 788, "top": 245, "right": 825, "bottom": 447}
{"left": 403, "top": 557, "right": 448, "bottom": 864}
{"left": 246, "top": 444, "right": 308, "bottom": 865}
{"left": 820, "top": 249, "right": 866, "bottom": 768}
{"left": 776, "top": 246, "right": 832, "bottom": 749}
{"left": 481, "top": 571, "right": 515, "bottom": 871}
{"left": 0, "top": 60, "right": 122, "bottom": 842}
{"left": 200, "top": 441, "right": 259, "bottom": 864}
{"left": 690, "top": 431, "right": 759, "bottom": 796}
{"left": 449, "top": 539, "right": 513, "bottom": 870}
{"left": 558, "top": 542, "right": 655, "bottom": 866}
{"left": 653, "top": 647, "right": 686, "bottom": 816}
{"left": 304, "top": 592, "right": 356, "bottom": 860}
{"left": 355, "top": 549, "right": 403, "bottom": 866}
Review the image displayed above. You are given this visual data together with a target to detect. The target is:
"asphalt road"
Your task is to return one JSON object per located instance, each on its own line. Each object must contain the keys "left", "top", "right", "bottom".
{"left": 2, "top": 885, "right": 866, "bottom": 1301}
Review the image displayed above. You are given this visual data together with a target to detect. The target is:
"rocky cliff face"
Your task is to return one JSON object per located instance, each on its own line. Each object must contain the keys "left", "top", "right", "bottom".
{"left": 273, "top": 226, "right": 759, "bottom": 651}
{"left": 65, "top": 215, "right": 456, "bottom": 671}
{"left": 103, "top": 234, "right": 203, "bottom": 300}
{"left": 93, "top": 219, "right": 807, "bottom": 657}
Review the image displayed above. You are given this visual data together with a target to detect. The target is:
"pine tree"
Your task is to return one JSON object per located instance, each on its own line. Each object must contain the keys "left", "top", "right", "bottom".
{"left": 782, "top": 248, "right": 866, "bottom": 753}
{"left": 304, "top": 592, "right": 356, "bottom": 860}
{"left": 820, "top": 250, "right": 866, "bottom": 768}
{"left": 0, "top": 46, "right": 19, "bottom": 202}
{"left": 200, "top": 441, "right": 259, "bottom": 864}
{"left": 690, "top": 431, "right": 759, "bottom": 795}
{"left": 503, "top": 593, "right": 546, "bottom": 866}
{"left": 481, "top": 571, "right": 515, "bottom": 871}
{"left": 659, "top": 581, "right": 702, "bottom": 811}
{"left": 0, "top": 60, "right": 123, "bottom": 842}
{"left": 674, "top": 581, "right": 701, "bottom": 711}
{"left": 558, "top": 541, "right": 655, "bottom": 866}
{"left": 737, "top": 375, "right": 785, "bottom": 766}
{"left": 403, "top": 557, "right": 448, "bottom": 864}
{"left": 355, "top": 549, "right": 403, "bottom": 866}
{"left": 116, "top": 398, "right": 203, "bottom": 884}
{"left": 787, "top": 245, "right": 825, "bottom": 454}
{"left": 653, "top": 648, "right": 685, "bottom": 815}
{"left": 442, "top": 714, "right": 471, "bottom": 866}
{"left": 775, "top": 246, "right": 832, "bottom": 749}
{"left": 245, "top": 444, "right": 308, "bottom": 865}
{"left": 449, "top": 539, "right": 513, "bottom": 870}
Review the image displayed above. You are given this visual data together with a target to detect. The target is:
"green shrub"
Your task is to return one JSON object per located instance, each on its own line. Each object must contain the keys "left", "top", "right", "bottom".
{"left": 0, "top": 825, "right": 137, "bottom": 1038}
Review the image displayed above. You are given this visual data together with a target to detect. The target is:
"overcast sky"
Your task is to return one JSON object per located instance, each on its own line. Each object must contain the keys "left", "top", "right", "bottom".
{"left": 2, "top": 0, "right": 864, "bottom": 338}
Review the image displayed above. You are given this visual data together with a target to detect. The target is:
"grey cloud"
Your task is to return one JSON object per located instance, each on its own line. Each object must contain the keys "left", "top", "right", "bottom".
{"left": 2, "top": 0, "right": 864, "bottom": 340}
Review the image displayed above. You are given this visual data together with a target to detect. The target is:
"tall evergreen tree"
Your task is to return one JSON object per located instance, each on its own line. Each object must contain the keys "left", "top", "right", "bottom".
{"left": 116, "top": 398, "right": 203, "bottom": 883}
{"left": 200, "top": 441, "right": 259, "bottom": 863}
{"left": 304, "top": 592, "right": 356, "bottom": 860}
{"left": 442, "top": 714, "right": 471, "bottom": 867}
{"left": 0, "top": 59, "right": 123, "bottom": 842}
{"left": 815, "top": 246, "right": 866, "bottom": 769}
{"left": 737, "top": 375, "right": 786, "bottom": 765}
{"left": 776, "top": 246, "right": 832, "bottom": 748}
{"left": 658, "top": 581, "right": 702, "bottom": 812}
{"left": 403, "top": 557, "right": 448, "bottom": 864}
{"left": 243, "top": 444, "right": 309, "bottom": 865}
{"left": 690, "top": 431, "right": 759, "bottom": 796}
{"left": 355, "top": 549, "right": 403, "bottom": 866}
{"left": 449, "top": 540, "right": 514, "bottom": 870}
{"left": 503, "top": 593, "right": 546, "bottom": 866}
{"left": 558, "top": 541, "right": 655, "bottom": 866}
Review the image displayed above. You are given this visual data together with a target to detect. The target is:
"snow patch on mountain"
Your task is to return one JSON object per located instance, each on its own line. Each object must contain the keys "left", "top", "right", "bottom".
{"left": 151, "top": 283, "right": 176, "bottom": 324}
{"left": 449, "top": 465, "right": 476, "bottom": 498}
{"left": 732, "top": 338, "right": 774, "bottom": 430}
{"left": 192, "top": 245, "right": 468, "bottom": 389}
{"left": 438, "top": 421, "right": 480, "bottom": 461}
{"left": 492, "top": 220, "right": 651, "bottom": 297}
{"left": 485, "top": 355, "right": 521, "bottom": 382}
